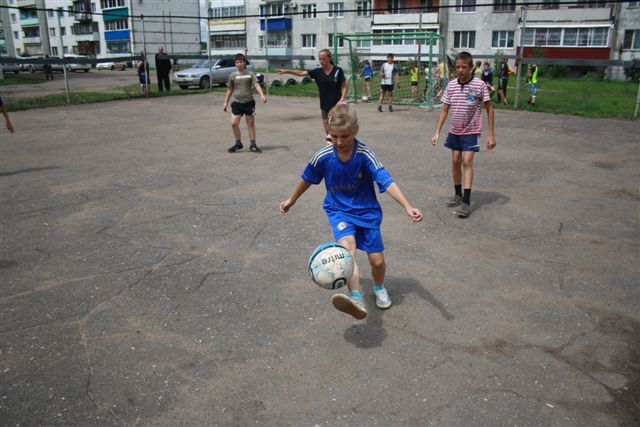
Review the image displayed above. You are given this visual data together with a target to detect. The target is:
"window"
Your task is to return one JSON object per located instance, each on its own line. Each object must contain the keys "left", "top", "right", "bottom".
{"left": 49, "top": 28, "right": 56, "bottom": 37}
{"left": 260, "top": 2, "right": 284, "bottom": 17}
{"left": 524, "top": 27, "right": 609, "bottom": 47}
{"left": 328, "top": 33, "right": 344, "bottom": 48}
{"left": 101, "top": 0, "right": 125, "bottom": 9}
{"left": 623, "top": 30, "right": 640, "bottom": 49}
{"left": 13, "top": 31, "right": 19, "bottom": 40}
{"left": 328, "top": 2, "right": 344, "bottom": 18}
{"left": 355, "top": 34, "right": 371, "bottom": 48}
{"left": 58, "top": 7, "right": 64, "bottom": 16}
{"left": 211, "top": 34, "right": 246, "bottom": 49}
{"left": 68, "top": 6, "right": 73, "bottom": 14}
{"left": 629, "top": 1, "right": 640, "bottom": 6}
{"left": 61, "top": 27, "right": 66, "bottom": 36}
{"left": 454, "top": 31, "right": 476, "bottom": 48}
{"left": 16, "top": 48, "right": 21, "bottom": 56}
{"left": 538, "top": 0, "right": 559, "bottom": 9}
{"left": 10, "top": 13, "right": 16, "bottom": 23}
{"left": 302, "top": 4, "right": 317, "bottom": 19}
{"left": 212, "top": 6, "right": 245, "bottom": 19}
{"left": 48, "top": 9, "right": 54, "bottom": 17}
{"left": 258, "top": 31, "right": 291, "bottom": 48}
{"left": 91, "top": 3, "right": 96, "bottom": 12}
{"left": 388, "top": 0, "right": 405, "bottom": 14}
{"left": 356, "top": 1, "right": 371, "bottom": 16}
{"left": 106, "top": 40, "right": 130, "bottom": 53}
{"left": 104, "top": 19, "right": 128, "bottom": 31}
{"left": 455, "top": 0, "right": 476, "bottom": 13}
{"left": 575, "top": 0, "right": 608, "bottom": 7}
{"left": 52, "top": 46, "right": 58, "bottom": 56}
{"left": 302, "top": 34, "right": 316, "bottom": 48}
{"left": 492, "top": 31, "right": 514, "bottom": 48}
{"left": 494, "top": 0, "right": 515, "bottom": 11}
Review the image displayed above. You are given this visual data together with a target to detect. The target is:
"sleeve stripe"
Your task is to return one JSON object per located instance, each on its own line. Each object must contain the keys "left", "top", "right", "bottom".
{"left": 310, "top": 147, "right": 333, "bottom": 167}
{"left": 357, "top": 147, "right": 383, "bottom": 169}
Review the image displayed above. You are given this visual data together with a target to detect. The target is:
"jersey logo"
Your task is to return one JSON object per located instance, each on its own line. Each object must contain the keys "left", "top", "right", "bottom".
{"left": 337, "top": 222, "right": 348, "bottom": 231}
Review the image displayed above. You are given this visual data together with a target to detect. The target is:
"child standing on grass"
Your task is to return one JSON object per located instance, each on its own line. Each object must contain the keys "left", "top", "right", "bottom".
{"left": 280, "top": 104, "right": 423, "bottom": 320}
{"left": 431, "top": 51, "right": 496, "bottom": 218}
{"left": 361, "top": 60, "right": 373, "bottom": 100}
{"left": 410, "top": 61, "right": 419, "bottom": 101}
{"left": 223, "top": 53, "right": 267, "bottom": 153}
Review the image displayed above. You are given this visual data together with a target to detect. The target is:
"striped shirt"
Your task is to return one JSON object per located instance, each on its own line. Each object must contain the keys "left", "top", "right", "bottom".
{"left": 302, "top": 140, "right": 394, "bottom": 228}
{"left": 441, "top": 76, "right": 491, "bottom": 135}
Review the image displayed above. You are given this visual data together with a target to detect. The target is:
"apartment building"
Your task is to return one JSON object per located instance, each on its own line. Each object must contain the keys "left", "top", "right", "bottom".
{"left": 204, "top": 1, "right": 374, "bottom": 69}
{"left": 0, "top": 0, "right": 200, "bottom": 65}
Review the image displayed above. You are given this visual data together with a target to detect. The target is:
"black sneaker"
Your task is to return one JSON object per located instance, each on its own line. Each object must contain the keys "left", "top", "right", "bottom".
{"left": 249, "top": 144, "right": 262, "bottom": 153}
{"left": 377, "top": 106, "right": 383, "bottom": 113}
{"left": 228, "top": 142, "right": 243, "bottom": 153}
{"left": 388, "top": 105, "right": 393, "bottom": 112}
{"left": 445, "top": 195, "right": 463, "bottom": 207}
{"left": 456, "top": 203, "right": 471, "bottom": 218}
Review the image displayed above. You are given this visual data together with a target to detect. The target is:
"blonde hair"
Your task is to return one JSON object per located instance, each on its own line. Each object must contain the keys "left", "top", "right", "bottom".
{"left": 318, "top": 48, "right": 334, "bottom": 65}
{"left": 327, "top": 104, "right": 359, "bottom": 133}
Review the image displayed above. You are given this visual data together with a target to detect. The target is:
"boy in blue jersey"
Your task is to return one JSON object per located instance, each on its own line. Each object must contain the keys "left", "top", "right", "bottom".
{"left": 280, "top": 104, "right": 423, "bottom": 320}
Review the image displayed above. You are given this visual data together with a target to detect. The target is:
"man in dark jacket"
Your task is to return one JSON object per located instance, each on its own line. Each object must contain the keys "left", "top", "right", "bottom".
{"left": 155, "top": 46, "right": 172, "bottom": 92}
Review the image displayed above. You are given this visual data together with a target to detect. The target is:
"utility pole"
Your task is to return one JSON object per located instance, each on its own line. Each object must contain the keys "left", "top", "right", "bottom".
{"left": 514, "top": 7, "right": 527, "bottom": 109}
{"left": 207, "top": 6, "right": 212, "bottom": 89}
{"left": 141, "top": 14, "right": 149, "bottom": 96}
{"left": 57, "top": 9, "right": 70, "bottom": 104}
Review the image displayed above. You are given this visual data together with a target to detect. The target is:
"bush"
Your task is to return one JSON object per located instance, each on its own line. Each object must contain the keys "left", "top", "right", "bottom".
{"left": 540, "top": 65, "right": 569, "bottom": 78}
{"left": 624, "top": 59, "right": 640, "bottom": 82}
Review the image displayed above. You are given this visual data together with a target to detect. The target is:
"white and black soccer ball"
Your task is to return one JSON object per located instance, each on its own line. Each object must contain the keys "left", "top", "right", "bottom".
{"left": 307, "top": 243, "right": 354, "bottom": 290}
{"left": 361, "top": 96, "right": 369, "bottom": 102}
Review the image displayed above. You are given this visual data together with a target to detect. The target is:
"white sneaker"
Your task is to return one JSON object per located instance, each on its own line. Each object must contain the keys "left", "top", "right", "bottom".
{"left": 374, "top": 287, "right": 392, "bottom": 309}
{"left": 332, "top": 293, "right": 367, "bottom": 320}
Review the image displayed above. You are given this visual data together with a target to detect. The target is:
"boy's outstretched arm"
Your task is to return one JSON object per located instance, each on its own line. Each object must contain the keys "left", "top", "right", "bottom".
{"left": 431, "top": 104, "right": 450, "bottom": 145}
{"left": 484, "top": 101, "right": 496, "bottom": 150}
{"left": 280, "top": 181, "right": 311, "bottom": 214}
{"left": 385, "top": 183, "right": 423, "bottom": 223}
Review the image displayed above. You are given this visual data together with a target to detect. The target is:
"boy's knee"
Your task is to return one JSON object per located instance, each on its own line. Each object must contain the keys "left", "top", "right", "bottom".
{"left": 368, "top": 254, "right": 385, "bottom": 270}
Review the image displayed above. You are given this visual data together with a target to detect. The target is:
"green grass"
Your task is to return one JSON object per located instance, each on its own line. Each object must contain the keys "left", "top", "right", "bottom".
{"left": 3, "top": 72, "right": 637, "bottom": 119}
{"left": 494, "top": 76, "right": 637, "bottom": 119}
{"left": 4, "top": 84, "right": 225, "bottom": 111}
{"left": 0, "top": 74, "right": 46, "bottom": 86}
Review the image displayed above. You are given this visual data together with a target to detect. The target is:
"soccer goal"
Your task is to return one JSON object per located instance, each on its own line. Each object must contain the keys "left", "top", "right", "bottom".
{"left": 335, "top": 31, "right": 449, "bottom": 108}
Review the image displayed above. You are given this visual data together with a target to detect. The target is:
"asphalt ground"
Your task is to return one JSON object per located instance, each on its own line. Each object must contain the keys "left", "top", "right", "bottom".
{"left": 0, "top": 93, "right": 639, "bottom": 426}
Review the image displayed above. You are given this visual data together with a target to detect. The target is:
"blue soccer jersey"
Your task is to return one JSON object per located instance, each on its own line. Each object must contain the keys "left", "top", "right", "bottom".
{"left": 302, "top": 139, "right": 394, "bottom": 228}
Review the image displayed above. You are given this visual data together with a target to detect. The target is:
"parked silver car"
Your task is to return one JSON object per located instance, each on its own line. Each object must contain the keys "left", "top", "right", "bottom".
{"left": 0, "top": 57, "right": 21, "bottom": 74}
{"left": 172, "top": 57, "right": 254, "bottom": 89}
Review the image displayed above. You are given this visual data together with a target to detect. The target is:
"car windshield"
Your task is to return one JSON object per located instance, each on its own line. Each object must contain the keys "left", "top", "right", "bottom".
{"left": 193, "top": 59, "right": 215, "bottom": 69}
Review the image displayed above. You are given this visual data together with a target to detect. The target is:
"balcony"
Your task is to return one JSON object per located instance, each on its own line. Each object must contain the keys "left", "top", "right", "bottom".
{"left": 372, "top": 12, "right": 439, "bottom": 26}
{"left": 264, "top": 47, "right": 292, "bottom": 56}
{"left": 20, "top": 17, "right": 39, "bottom": 27}
{"left": 210, "top": 19, "right": 245, "bottom": 33}
{"left": 525, "top": 6, "right": 611, "bottom": 22}
{"left": 74, "top": 32, "right": 100, "bottom": 42}
{"left": 22, "top": 36, "right": 42, "bottom": 44}
{"left": 17, "top": 0, "right": 36, "bottom": 6}
{"left": 74, "top": 12, "right": 93, "bottom": 22}
{"left": 260, "top": 17, "right": 292, "bottom": 31}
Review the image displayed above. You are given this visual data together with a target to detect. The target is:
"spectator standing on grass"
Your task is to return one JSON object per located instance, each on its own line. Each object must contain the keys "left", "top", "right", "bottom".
{"left": 527, "top": 63, "right": 539, "bottom": 105}
{"left": 137, "top": 53, "right": 150, "bottom": 96}
{"left": 277, "top": 49, "right": 347, "bottom": 144}
{"left": 481, "top": 62, "right": 495, "bottom": 98}
{"left": 472, "top": 60, "right": 482, "bottom": 79}
{"left": 223, "top": 53, "right": 267, "bottom": 154}
{"left": 497, "top": 58, "right": 512, "bottom": 105}
{"left": 43, "top": 55, "right": 54, "bottom": 81}
{"left": 155, "top": 46, "right": 172, "bottom": 92}
{"left": 0, "top": 96, "right": 15, "bottom": 133}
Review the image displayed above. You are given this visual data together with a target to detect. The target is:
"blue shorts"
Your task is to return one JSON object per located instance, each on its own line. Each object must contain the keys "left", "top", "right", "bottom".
{"left": 528, "top": 83, "right": 538, "bottom": 97}
{"left": 330, "top": 219, "right": 384, "bottom": 253}
{"left": 445, "top": 133, "right": 480, "bottom": 152}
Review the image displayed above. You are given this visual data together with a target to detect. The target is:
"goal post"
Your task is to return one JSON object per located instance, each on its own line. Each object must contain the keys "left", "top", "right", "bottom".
{"left": 335, "top": 31, "right": 448, "bottom": 108}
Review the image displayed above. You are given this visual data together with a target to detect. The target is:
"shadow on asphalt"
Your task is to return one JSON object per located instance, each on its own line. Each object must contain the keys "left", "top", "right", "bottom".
{"left": 471, "top": 190, "right": 510, "bottom": 210}
{"left": 343, "top": 276, "right": 454, "bottom": 349}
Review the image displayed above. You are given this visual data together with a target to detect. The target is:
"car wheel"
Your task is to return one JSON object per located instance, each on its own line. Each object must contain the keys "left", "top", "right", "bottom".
{"left": 179, "top": 85, "right": 189, "bottom": 90}
{"left": 84, "top": 69, "right": 89, "bottom": 73}
{"left": 199, "top": 76, "right": 210, "bottom": 89}
{"left": 14, "top": 70, "right": 20, "bottom": 74}
{"left": 110, "top": 65, "right": 115, "bottom": 70}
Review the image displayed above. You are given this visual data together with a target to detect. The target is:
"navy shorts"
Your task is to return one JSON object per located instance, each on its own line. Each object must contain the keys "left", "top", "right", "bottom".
{"left": 330, "top": 219, "right": 384, "bottom": 253}
{"left": 380, "top": 84, "right": 394, "bottom": 92}
{"left": 231, "top": 100, "right": 256, "bottom": 116}
{"left": 445, "top": 133, "right": 480, "bottom": 152}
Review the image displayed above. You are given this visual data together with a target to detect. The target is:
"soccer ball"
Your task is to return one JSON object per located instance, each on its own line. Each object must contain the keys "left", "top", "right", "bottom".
{"left": 361, "top": 96, "right": 369, "bottom": 102}
{"left": 308, "top": 243, "right": 354, "bottom": 290}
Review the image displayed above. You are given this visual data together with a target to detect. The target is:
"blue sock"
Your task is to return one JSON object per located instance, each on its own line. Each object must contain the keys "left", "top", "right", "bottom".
{"left": 373, "top": 284, "right": 385, "bottom": 292}
{"left": 350, "top": 290, "right": 363, "bottom": 300}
